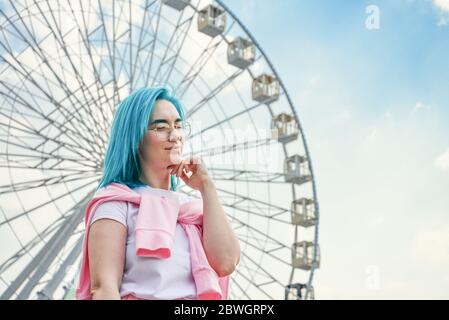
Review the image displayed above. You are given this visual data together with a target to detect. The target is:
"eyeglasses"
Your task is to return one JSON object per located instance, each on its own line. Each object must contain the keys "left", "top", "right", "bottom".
{"left": 148, "top": 121, "right": 192, "bottom": 140}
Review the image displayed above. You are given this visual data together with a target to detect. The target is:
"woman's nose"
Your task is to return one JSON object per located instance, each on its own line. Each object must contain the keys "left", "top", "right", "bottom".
{"left": 168, "top": 129, "right": 182, "bottom": 141}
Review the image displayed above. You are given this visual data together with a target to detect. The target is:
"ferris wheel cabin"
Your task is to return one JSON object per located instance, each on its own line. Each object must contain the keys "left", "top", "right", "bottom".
{"left": 198, "top": 4, "right": 227, "bottom": 37}
{"left": 227, "top": 37, "right": 256, "bottom": 69}
{"left": 251, "top": 73, "right": 280, "bottom": 104}
{"left": 292, "top": 241, "right": 321, "bottom": 271}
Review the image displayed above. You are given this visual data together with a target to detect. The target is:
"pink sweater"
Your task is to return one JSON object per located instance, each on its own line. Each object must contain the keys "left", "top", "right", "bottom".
{"left": 76, "top": 182, "right": 230, "bottom": 300}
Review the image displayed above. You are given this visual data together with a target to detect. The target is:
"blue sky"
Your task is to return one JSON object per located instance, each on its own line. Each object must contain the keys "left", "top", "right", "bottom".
{"left": 225, "top": 0, "right": 449, "bottom": 298}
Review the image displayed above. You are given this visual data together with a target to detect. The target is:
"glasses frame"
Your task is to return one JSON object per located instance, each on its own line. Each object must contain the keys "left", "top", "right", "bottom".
{"left": 148, "top": 120, "right": 192, "bottom": 141}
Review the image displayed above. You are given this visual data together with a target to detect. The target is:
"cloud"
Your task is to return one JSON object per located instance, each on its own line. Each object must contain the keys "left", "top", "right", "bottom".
{"left": 435, "top": 148, "right": 449, "bottom": 172}
{"left": 433, "top": 0, "right": 449, "bottom": 12}
{"left": 413, "top": 101, "right": 429, "bottom": 112}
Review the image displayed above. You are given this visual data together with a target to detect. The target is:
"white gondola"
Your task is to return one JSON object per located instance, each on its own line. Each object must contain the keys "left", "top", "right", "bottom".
{"left": 197, "top": 4, "right": 226, "bottom": 37}
{"left": 271, "top": 113, "right": 299, "bottom": 143}
{"left": 292, "top": 241, "right": 320, "bottom": 270}
{"left": 161, "top": 0, "right": 190, "bottom": 11}
{"left": 227, "top": 37, "right": 256, "bottom": 69}
{"left": 291, "top": 197, "right": 316, "bottom": 227}
{"left": 284, "top": 154, "right": 312, "bottom": 185}
{"left": 252, "top": 74, "right": 280, "bottom": 104}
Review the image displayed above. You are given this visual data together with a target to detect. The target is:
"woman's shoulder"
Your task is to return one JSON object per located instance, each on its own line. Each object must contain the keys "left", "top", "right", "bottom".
{"left": 90, "top": 199, "right": 128, "bottom": 227}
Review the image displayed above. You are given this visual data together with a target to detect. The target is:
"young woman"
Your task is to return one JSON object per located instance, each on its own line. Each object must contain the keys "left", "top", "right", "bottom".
{"left": 78, "top": 87, "right": 240, "bottom": 300}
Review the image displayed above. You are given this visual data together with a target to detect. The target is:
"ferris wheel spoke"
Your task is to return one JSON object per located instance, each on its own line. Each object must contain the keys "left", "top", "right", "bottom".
{"left": 0, "top": 215, "right": 84, "bottom": 290}
{"left": 233, "top": 255, "right": 279, "bottom": 299}
{"left": 159, "top": 21, "right": 197, "bottom": 87}
{"left": 183, "top": 191, "right": 292, "bottom": 265}
{"left": 151, "top": 8, "right": 192, "bottom": 86}
{"left": 110, "top": 1, "right": 135, "bottom": 85}
{"left": 144, "top": 2, "right": 162, "bottom": 86}
{"left": 0, "top": 48, "right": 101, "bottom": 150}
{"left": 35, "top": 0, "right": 111, "bottom": 138}
{"left": 2, "top": 138, "right": 97, "bottom": 171}
{"left": 0, "top": 214, "right": 70, "bottom": 274}
{"left": 185, "top": 68, "right": 245, "bottom": 118}
{"left": 37, "top": 233, "right": 84, "bottom": 300}
{"left": 229, "top": 218, "right": 292, "bottom": 267}
{"left": 0, "top": 207, "right": 87, "bottom": 282}
{"left": 95, "top": 0, "right": 115, "bottom": 104}
{"left": 174, "top": 7, "right": 237, "bottom": 99}
{"left": 34, "top": 0, "right": 95, "bottom": 116}
{"left": 235, "top": 230, "right": 290, "bottom": 268}
{"left": 0, "top": 79, "right": 103, "bottom": 153}
{"left": 0, "top": 113, "right": 100, "bottom": 163}
{"left": 0, "top": 164, "right": 93, "bottom": 177}
{"left": 0, "top": 61, "right": 93, "bottom": 146}
{"left": 67, "top": 0, "right": 115, "bottom": 115}
{"left": 4, "top": 191, "right": 93, "bottom": 300}
{"left": 183, "top": 190, "right": 291, "bottom": 253}
{"left": 178, "top": 185, "right": 291, "bottom": 224}
{"left": 213, "top": 187, "right": 291, "bottom": 223}
{"left": 238, "top": 228, "right": 280, "bottom": 253}
{"left": 0, "top": 171, "right": 100, "bottom": 195}
{"left": 228, "top": 276, "right": 251, "bottom": 299}
{"left": 0, "top": 153, "right": 98, "bottom": 175}
{"left": 0, "top": 5, "right": 113, "bottom": 149}
{"left": 109, "top": 1, "right": 129, "bottom": 102}
{"left": 231, "top": 273, "right": 273, "bottom": 300}
{"left": 96, "top": 0, "right": 122, "bottom": 106}
{"left": 189, "top": 136, "right": 276, "bottom": 158}
{"left": 0, "top": 135, "right": 97, "bottom": 170}
{"left": 188, "top": 95, "right": 284, "bottom": 140}
{"left": 127, "top": 0, "right": 134, "bottom": 91}
{"left": 207, "top": 167, "right": 287, "bottom": 183}
{"left": 0, "top": 86, "right": 100, "bottom": 158}
{"left": 238, "top": 249, "right": 283, "bottom": 286}
{"left": 129, "top": 0, "right": 158, "bottom": 90}
{"left": 0, "top": 177, "right": 97, "bottom": 228}
{"left": 0, "top": 205, "right": 35, "bottom": 267}
{"left": 174, "top": 35, "right": 222, "bottom": 97}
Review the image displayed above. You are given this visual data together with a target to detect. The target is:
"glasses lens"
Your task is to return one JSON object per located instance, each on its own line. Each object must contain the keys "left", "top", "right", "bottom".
{"left": 183, "top": 122, "right": 191, "bottom": 137}
{"left": 152, "top": 125, "right": 169, "bottom": 140}
{"left": 151, "top": 122, "right": 191, "bottom": 140}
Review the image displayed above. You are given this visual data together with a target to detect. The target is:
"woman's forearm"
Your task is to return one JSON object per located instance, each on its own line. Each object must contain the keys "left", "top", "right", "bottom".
{"left": 200, "top": 178, "right": 240, "bottom": 277}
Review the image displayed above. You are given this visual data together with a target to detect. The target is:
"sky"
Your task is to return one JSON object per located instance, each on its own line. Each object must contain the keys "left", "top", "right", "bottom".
{"left": 0, "top": 0, "right": 448, "bottom": 300}
{"left": 224, "top": 0, "right": 449, "bottom": 299}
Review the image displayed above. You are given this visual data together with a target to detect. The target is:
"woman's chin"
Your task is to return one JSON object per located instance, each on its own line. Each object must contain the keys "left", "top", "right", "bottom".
{"left": 167, "top": 152, "right": 182, "bottom": 165}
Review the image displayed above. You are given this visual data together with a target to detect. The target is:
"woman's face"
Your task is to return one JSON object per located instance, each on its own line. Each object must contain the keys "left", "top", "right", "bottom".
{"left": 139, "top": 99, "right": 185, "bottom": 169}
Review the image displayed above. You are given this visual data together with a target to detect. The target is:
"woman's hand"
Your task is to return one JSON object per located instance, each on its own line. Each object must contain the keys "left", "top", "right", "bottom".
{"left": 169, "top": 155, "right": 241, "bottom": 276}
{"left": 168, "top": 155, "right": 212, "bottom": 192}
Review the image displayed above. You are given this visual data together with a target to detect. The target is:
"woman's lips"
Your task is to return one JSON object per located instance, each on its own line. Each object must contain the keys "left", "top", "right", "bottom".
{"left": 165, "top": 146, "right": 181, "bottom": 151}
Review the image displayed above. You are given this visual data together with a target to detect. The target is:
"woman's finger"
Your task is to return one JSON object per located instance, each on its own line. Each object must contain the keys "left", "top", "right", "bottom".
{"left": 179, "top": 168, "right": 190, "bottom": 183}
{"left": 185, "top": 162, "right": 197, "bottom": 173}
{"left": 176, "top": 161, "right": 184, "bottom": 177}
{"left": 171, "top": 160, "right": 183, "bottom": 176}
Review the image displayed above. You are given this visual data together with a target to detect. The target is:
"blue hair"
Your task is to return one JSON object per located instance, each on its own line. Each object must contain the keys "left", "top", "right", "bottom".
{"left": 96, "top": 87, "right": 186, "bottom": 192}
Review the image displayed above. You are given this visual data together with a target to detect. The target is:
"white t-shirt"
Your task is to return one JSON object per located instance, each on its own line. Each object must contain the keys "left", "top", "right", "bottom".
{"left": 89, "top": 185, "right": 197, "bottom": 300}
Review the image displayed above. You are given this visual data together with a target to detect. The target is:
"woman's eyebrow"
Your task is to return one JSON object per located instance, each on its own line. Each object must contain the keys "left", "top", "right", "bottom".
{"left": 149, "top": 118, "right": 182, "bottom": 125}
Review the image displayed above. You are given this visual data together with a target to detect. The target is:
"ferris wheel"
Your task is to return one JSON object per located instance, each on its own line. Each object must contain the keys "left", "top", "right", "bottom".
{"left": 0, "top": 0, "right": 320, "bottom": 300}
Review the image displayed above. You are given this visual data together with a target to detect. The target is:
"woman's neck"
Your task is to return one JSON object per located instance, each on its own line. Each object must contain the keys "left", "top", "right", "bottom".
{"left": 139, "top": 165, "right": 171, "bottom": 190}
